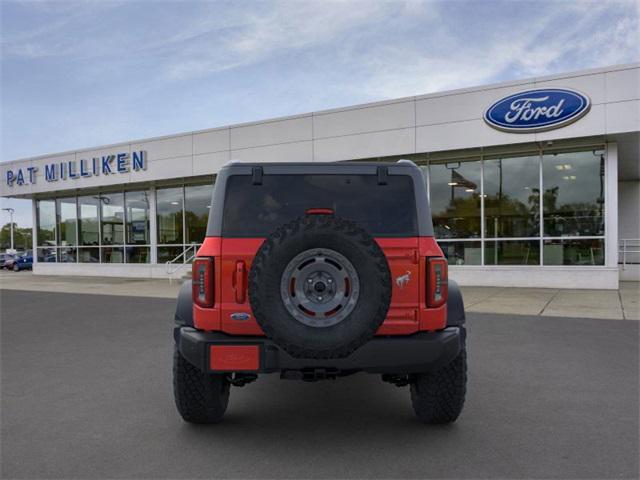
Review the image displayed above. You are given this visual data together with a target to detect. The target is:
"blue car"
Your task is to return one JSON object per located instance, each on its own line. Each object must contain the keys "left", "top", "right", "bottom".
{"left": 13, "top": 252, "right": 33, "bottom": 271}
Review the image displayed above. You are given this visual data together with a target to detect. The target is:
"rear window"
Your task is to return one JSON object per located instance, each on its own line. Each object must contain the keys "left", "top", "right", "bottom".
{"left": 222, "top": 174, "right": 417, "bottom": 237}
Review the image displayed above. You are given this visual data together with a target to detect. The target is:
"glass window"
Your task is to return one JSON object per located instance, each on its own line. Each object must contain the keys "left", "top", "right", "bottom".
{"left": 485, "top": 240, "right": 540, "bottom": 265}
{"left": 222, "top": 174, "right": 418, "bottom": 237}
{"left": 37, "top": 200, "right": 56, "bottom": 246}
{"left": 58, "top": 246, "right": 77, "bottom": 263}
{"left": 78, "top": 196, "right": 100, "bottom": 246}
{"left": 429, "top": 160, "right": 481, "bottom": 239}
{"left": 158, "top": 246, "right": 184, "bottom": 264}
{"left": 36, "top": 246, "right": 56, "bottom": 262}
{"left": 56, "top": 197, "right": 77, "bottom": 246}
{"left": 157, "top": 187, "right": 184, "bottom": 244}
{"left": 100, "top": 193, "right": 124, "bottom": 245}
{"left": 484, "top": 155, "right": 540, "bottom": 238}
{"left": 101, "top": 246, "right": 124, "bottom": 263}
{"left": 438, "top": 241, "right": 482, "bottom": 266}
{"left": 125, "top": 191, "right": 150, "bottom": 245}
{"left": 126, "top": 246, "right": 150, "bottom": 264}
{"left": 542, "top": 150, "right": 605, "bottom": 237}
{"left": 78, "top": 247, "right": 99, "bottom": 263}
{"left": 185, "top": 184, "right": 212, "bottom": 244}
{"left": 544, "top": 239, "right": 604, "bottom": 265}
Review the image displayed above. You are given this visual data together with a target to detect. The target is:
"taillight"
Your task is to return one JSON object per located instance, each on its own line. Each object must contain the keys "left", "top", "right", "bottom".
{"left": 192, "top": 257, "right": 214, "bottom": 308}
{"left": 426, "top": 257, "right": 448, "bottom": 308}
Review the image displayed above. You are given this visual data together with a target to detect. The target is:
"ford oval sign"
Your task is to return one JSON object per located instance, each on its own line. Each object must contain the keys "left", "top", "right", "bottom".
{"left": 484, "top": 88, "right": 591, "bottom": 133}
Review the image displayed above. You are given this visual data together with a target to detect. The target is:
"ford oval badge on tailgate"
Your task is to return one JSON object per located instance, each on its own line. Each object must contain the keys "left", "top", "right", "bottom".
{"left": 230, "top": 312, "right": 251, "bottom": 321}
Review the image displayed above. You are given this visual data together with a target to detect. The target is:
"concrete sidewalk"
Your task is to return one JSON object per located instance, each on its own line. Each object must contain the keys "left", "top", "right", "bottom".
{"left": 1, "top": 270, "right": 638, "bottom": 320}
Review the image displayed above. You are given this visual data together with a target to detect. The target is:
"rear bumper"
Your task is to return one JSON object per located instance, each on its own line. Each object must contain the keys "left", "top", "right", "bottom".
{"left": 175, "top": 326, "right": 464, "bottom": 375}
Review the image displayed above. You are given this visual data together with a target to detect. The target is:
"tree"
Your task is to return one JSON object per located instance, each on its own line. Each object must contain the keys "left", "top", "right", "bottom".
{"left": 0, "top": 223, "right": 32, "bottom": 251}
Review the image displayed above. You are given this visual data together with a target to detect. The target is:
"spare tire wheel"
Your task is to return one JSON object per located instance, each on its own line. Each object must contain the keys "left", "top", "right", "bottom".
{"left": 248, "top": 215, "right": 391, "bottom": 359}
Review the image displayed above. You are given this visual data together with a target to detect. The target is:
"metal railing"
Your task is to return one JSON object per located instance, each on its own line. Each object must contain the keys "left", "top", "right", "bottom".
{"left": 619, "top": 238, "right": 640, "bottom": 269}
{"left": 166, "top": 243, "right": 198, "bottom": 278}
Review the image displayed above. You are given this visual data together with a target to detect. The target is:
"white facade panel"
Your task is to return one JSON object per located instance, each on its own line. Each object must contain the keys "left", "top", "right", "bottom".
{"left": 193, "top": 128, "right": 230, "bottom": 155}
{"left": 193, "top": 151, "right": 230, "bottom": 176}
{"left": 536, "top": 104, "right": 607, "bottom": 141}
{"left": 132, "top": 155, "right": 192, "bottom": 182}
{"left": 230, "top": 116, "right": 312, "bottom": 150}
{"left": 606, "top": 100, "right": 640, "bottom": 134}
{"left": 230, "top": 140, "right": 313, "bottom": 163}
{"left": 314, "top": 101, "right": 415, "bottom": 139}
{"left": 130, "top": 134, "right": 192, "bottom": 161}
{"left": 606, "top": 68, "right": 640, "bottom": 103}
{"left": 534, "top": 72, "right": 606, "bottom": 105}
{"left": 416, "top": 119, "right": 536, "bottom": 152}
{"left": 314, "top": 128, "right": 415, "bottom": 161}
{"left": 415, "top": 84, "right": 533, "bottom": 126}
{"left": 450, "top": 266, "right": 620, "bottom": 289}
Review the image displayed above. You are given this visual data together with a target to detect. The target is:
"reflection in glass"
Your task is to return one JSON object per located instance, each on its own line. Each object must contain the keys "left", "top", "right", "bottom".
{"left": 543, "top": 239, "right": 604, "bottom": 265}
{"left": 158, "top": 246, "right": 184, "bottom": 263}
{"left": 429, "top": 161, "right": 481, "bottom": 239}
{"left": 185, "top": 184, "right": 212, "bottom": 244}
{"left": 78, "top": 196, "right": 100, "bottom": 246}
{"left": 157, "top": 187, "right": 183, "bottom": 244}
{"left": 101, "top": 247, "right": 124, "bottom": 263}
{"left": 58, "top": 246, "right": 77, "bottom": 263}
{"left": 37, "top": 246, "right": 56, "bottom": 262}
{"left": 126, "top": 246, "right": 150, "bottom": 264}
{"left": 37, "top": 200, "right": 56, "bottom": 246}
{"left": 56, "top": 197, "right": 77, "bottom": 246}
{"left": 125, "top": 191, "right": 150, "bottom": 245}
{"left": 78, "top": 247, "right": 100, "bottom": 263}
{"left": 438, "top": 241, "right": 481, "bottom": 265}
{"left": 485, "top": 240, "right": 540, "bottom": 265}
{"left": 542, "top": 150, "right": 605, "bottom": 237}
{"left": 484, "top": 155, "right": 540, "bottom": 238}
{"left": 101, "top": 193, "right": 124, "bottom": 245}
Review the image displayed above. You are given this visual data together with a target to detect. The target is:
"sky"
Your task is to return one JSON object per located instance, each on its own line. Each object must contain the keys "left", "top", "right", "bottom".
{"left": 1, "top": 0, "right": 639, "bottom": 228}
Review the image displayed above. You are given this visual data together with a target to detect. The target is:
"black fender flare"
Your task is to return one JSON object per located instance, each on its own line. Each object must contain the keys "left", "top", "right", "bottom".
{"left": 446, "top": 279, "right": 465, "bottom": 326}
{"left": 175, "top": 280, "right": 193, "bottom": 327}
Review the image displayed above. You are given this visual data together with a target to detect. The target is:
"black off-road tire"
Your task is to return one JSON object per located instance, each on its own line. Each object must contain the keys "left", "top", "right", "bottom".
{"left": 410, "top": 341, "right": 467, "bottom": 424}
{"left": 173, "top": 346, "right": 230, "bottom": 424}
{"left": 249, "top": 215, "right": 391, "bottom": 359}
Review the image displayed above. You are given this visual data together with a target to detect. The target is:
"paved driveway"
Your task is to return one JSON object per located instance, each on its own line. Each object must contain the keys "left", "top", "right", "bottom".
{"left": 1, "top": 290, "right": 638, "bottom": 479}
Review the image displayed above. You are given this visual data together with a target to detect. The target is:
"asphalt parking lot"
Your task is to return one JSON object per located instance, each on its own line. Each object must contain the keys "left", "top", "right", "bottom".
{"left": 1, "top": 289, "right": 638, "bottom": 479}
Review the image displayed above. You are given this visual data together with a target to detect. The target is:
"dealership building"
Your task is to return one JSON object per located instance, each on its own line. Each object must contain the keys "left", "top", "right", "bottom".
{"left": 1, "top": 63, "right": 638, "bottom": 288}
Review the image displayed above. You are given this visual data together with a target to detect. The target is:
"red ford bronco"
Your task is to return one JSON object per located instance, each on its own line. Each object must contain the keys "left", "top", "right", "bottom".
{"left": 174, "top": 160, "right": 467, "bottom": 424}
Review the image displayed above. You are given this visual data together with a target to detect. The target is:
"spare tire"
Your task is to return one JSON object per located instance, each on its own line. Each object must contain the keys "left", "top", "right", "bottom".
{"left": 249, "top": 215, "right": 391, "bottom": 359}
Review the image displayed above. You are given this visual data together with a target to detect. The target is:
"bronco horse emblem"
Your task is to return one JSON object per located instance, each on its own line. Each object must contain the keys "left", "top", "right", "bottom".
{"left": 395, "top": 270, "right": 411, "bottom": 289}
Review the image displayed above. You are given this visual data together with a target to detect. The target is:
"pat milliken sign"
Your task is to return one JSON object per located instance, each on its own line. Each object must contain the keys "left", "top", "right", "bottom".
{"left": 5, "top": 150, "right": 147, "bottom": 187}
{"left": 484, "top": 88, "right": 591, "bottom": 133}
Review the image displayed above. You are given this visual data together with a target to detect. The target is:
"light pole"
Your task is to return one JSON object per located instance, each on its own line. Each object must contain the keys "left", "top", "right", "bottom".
{"left": 2, "top": 207, "right": 15, "bottom": 251}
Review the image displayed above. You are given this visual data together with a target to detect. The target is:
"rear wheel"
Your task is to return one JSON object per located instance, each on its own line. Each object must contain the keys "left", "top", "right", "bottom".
{"left": 173, "top": 346, "right": 230, "bottom": 424}
{"left": 13, "top": 264, "right": 19, "bottom": 272}
{"left": 410, "top": 343, "right": 467, "bottom": 424}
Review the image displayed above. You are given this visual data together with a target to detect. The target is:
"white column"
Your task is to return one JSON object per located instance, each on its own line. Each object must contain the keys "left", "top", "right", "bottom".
{"left": 605, "top": 142, "right": 618, "bottom": 271}
{"left": 31, "top": 199, "right": 37, "bottom": 265}
{"left": 149, "top": 186, "right": 158, "bottom": 264}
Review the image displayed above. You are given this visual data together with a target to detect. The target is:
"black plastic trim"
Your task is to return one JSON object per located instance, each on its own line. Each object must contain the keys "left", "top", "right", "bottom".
{"left": 175, "top": 326, "right": 463, "bottom": 375}
{"left": 446, "top": 279, "right": 466, "bottom": 326}
{"left": 174, "top": 280, "right": 194, "bottom": 327}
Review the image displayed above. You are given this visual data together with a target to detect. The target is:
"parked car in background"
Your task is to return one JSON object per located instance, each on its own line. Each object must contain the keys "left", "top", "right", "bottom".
{"left": 2, "top": 253, "right": 17, "bottom": 270}
{"left": 12, "top": 252, "right": 33, "bottom": 271}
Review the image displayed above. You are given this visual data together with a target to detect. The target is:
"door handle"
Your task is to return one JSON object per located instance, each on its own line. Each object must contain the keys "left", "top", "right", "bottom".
{"left": 234, "top": 261, "right": 246, "bottom": 304}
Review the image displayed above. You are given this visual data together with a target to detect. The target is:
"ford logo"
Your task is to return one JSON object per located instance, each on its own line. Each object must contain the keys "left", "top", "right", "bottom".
{"left": 484, "top": 88, "right": 591, "bottom": 133}
{"left": 230, "top": 312, "right": 251, "bottom": 321}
